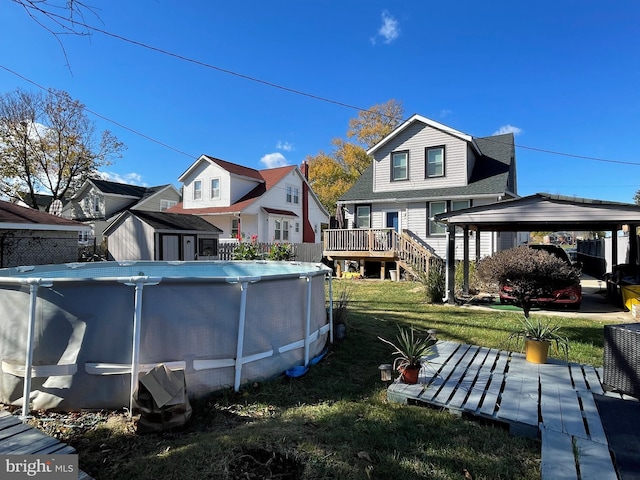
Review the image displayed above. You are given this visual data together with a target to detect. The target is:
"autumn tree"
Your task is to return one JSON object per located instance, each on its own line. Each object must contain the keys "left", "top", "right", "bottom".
{"left": 306, "top": 99, "right": 404, "bottom": 215}
{"left": 0, "top": 88, "right": 125, "bottom": 210}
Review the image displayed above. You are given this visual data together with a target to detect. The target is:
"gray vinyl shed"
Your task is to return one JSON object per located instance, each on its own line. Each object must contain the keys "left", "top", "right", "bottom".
{"left": 434, "top": 193, "right": 640, "bottom": 304}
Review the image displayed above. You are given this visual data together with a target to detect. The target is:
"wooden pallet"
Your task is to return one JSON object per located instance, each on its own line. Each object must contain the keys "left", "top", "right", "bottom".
{"left": 387, "top": 341, "right": 618, "bottom": 480}
{"left": 0, "top": 410, "right": 93, "bottom": 479}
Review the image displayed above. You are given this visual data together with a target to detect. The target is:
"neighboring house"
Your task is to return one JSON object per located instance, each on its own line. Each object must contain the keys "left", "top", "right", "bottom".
{"left": 167, "top": 155, "right": 329, "bottom": 244}
{"left": 62, "top": 179, "right": 181, "bottom": 248}
{"left": 325, "top": 114, "right": 519, "bottom": 277}
{"left": 11, "top": 192, "right": 55, "bottom": 212}
{"left": 104, "top": 210, "right": 223, "bottom": 261}
{"left": 0, "top": 199, "right": 90, "bottom": 267}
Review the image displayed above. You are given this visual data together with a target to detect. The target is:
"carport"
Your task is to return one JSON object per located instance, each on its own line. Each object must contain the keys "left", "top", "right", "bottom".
{"left": 434, "top": 193, "right": 640, "bottom": 304}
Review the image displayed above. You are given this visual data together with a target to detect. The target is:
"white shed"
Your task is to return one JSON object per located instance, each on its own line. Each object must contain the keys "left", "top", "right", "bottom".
{"left": 104, "top": 211, "right": 223, "bottom": 261}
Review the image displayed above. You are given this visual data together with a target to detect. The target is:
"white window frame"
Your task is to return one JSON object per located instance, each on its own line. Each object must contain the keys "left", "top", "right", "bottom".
{"left": 274, "top": 219, "right": 281, "bottom": 240}
{"left": 429, "top": 201, "right": 447, "bottom": 236}
{"left": 293, "top": 187, "right": 299, "bottom": 204}
{"left": 193, "top": 180, "right": 202, "bottom": 200}
{"left": 231, "top": 218, "right": 240, "bottom": 238}
{"left": 356, "top": 205, "right": 371, "bottom": 228}
{"left": 210, "top": 178, "right": 220, "bottom": 200}
{"left": 286, "top": 185, "right": 293, "bottom": 203}
{"left": 283, "top": 220, "right": 289, "bottom": 241}
{"left": 92, "top": 196, "right": 100, "bottom": 214}
{"left": 392, "top": 151, "right": 408, "bottom": 181}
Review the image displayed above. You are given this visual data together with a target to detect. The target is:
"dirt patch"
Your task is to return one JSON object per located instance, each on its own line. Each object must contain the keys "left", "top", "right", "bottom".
{"left": 228, "top": 447, "right": 304, "bottom": 480}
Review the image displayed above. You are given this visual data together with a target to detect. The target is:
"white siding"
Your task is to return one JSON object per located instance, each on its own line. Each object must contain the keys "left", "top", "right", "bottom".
{"left": 372, "top": 122, "right": 469, "bottom": 193}
{"left": 134, "top": 187, "right": 181, "bottom": 212}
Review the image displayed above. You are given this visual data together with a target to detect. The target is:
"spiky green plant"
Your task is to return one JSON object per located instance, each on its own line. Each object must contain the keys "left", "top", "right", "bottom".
{"left": 508, "top": 316, "right": 570, "bottom": 360}
{"left": 378, "top": 325, "right": 435, "bottom": 370}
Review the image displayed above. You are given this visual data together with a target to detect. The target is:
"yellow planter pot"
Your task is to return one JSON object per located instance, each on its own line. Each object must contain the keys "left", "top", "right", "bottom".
{"left": 525, "top": 338, "right": 550, "bottom": 364}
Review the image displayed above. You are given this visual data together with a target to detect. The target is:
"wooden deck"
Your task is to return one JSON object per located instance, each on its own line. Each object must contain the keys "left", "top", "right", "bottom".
{"left": 388, "top": 341, "right": 619, "bottom": 480}
{"left": 0, "top": 410, "right": 92, "bottom": 479}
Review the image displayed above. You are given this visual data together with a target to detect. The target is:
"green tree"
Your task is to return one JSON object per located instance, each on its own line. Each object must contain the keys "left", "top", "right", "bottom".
{"left": 306, "top": 99, "right": 404, "bottom": 215}
{"left": 0, "top": 88, "right": 125, "bottom": 210}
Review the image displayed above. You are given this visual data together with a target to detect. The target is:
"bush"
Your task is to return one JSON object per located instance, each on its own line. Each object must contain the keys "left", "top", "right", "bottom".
{"left": 417, "top": 259, "right": 445, "bottom": 303}
{"left": 232, "top": 236, "right": 261, "bottom": 260}
{"left": 267, "top": 243, "right": 293, "bottom": 261}
{"left": 476, "top": 246, "right": 580, "bottom": 317}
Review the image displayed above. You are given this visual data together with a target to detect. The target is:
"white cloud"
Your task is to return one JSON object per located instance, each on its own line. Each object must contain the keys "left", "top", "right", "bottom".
{"left": 372, "top": 10, "right": 400, "bottom": 45}
{"left": 493, "top": 125, "right": 523, "bottom": 136}
{"left": 439, "top": 109, "right": 452, "bottom": 118}
{"left": 260, "top": 152, "right": 289, "bottom": 168}
{"left": 276, "top": 141, "right": 293, "bottom": 152}
{"left": 98, "top": 171, "right": 146, "bottom": 185}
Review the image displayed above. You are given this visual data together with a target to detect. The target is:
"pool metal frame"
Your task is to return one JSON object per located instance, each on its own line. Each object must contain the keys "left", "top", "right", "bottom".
{"left": 0, "top": 261, "right": 334, "bottom": 418}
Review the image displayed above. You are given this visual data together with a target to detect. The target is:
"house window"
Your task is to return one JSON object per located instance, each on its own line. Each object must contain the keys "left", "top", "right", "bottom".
{"left": 231, "top": 218, "right": 240, "bottom": 238}
{"left": 210, "top": 178, "right": 220, "bottom": 200}
{"left": 193, "top": 180, "right": 202, "bottom": 200}
{"left": 286, "top": 185, "right": 299, "bottom": 204}
{"left": 274, "top": 220, "right": 281, "bottom": 240}
{"left": 426, "top": 146, "right": 445, "bottom": 178}
{"left": 283, "top": 220, "right": 290, "bottom": 241}
{"left": 160, "top": 199, "right": 177, "bottom": 211}
{"left": 391, "top": 151, "right": 408, "bottom": 181}
{"left": 92, "top": 197, "right": 100, "bottom": 214}
{"left": 295, "top": 222, "right": 300, "bottom": 233}
{"left": 356, "top": 205, "right": 370, "bottom": 228}
{"left": 78, "top": 230, "right": 89, "bottom": 245}
{"left": 452, "top": 200, "right": 470, "bottom": 234}
{"left": 429, "top": 201, "right": 447, "bottom": 235}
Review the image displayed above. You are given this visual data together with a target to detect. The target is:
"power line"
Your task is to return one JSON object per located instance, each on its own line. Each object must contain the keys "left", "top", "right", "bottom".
{"left": 0, "top": 64, "right": 197, "bottom": 160}
{"left": 5, "top": 8, "right": 640, "bottom": 168}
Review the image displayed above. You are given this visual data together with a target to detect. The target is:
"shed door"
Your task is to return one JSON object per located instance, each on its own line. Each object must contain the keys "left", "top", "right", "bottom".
{"left": 162, "top": 235, "right": 180, "bottom": 261}
{"left": 183, "top": 236, "right": 196, "bottom": 261}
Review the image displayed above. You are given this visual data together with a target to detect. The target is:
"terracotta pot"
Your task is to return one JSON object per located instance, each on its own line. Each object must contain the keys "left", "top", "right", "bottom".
{"left": 399, "top": 365, "right": 421, "bottom": 384}
{"left": 525, "top": 338, "right": 550, "bottom": 364}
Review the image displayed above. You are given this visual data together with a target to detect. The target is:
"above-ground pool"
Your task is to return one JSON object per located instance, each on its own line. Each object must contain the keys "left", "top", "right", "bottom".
{"left": 0, "top": 260, "right": 333, "bottom": 414}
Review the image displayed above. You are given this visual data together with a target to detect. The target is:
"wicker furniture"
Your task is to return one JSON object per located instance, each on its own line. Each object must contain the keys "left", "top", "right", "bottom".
{"left": 603, "top": 323, "right": 640, "bottom": 397}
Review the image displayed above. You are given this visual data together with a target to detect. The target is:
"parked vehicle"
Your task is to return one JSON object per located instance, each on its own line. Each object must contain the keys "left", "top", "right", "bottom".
{"left": 500, "top": 244, "right": 582, "bottom": 310}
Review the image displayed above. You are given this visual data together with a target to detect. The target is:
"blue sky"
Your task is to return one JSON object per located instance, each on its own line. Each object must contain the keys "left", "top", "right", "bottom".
{"left": 1, "top": 1, "right": 639, "bottom": 203}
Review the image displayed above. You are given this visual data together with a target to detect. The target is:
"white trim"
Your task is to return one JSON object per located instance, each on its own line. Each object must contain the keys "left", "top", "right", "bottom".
{"left": 2, "top": 361, "right": 77, "bottom": 378}
{"left": 85, "top": 361, "right": 187, "bottom": 375}
{"left": 367, "top": 114, "right": 477, "bottom": 156}
{"left": 0, "top": 223, "right": 90, "bottom": 232}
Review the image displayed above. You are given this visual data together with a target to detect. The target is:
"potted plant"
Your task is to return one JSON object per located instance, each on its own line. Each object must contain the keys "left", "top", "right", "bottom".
{"left": 508, "top": 316, "right": 570, "bottom": 364}
{"left": 378, "top": 325, "right": 434, "bottom": 384}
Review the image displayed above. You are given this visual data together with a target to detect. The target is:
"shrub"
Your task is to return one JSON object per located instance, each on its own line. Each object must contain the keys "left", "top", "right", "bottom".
{"left": 476, "top": 246, "right": 580, "bottom": 318}
{"left": 232, "top": 235, "right": 261, "bottom": 260}
{"left": 267, "top": 243, "right": 294, "bottom": 261}
{"left": 417, "top": 259, "right": 445, "bottom": 303}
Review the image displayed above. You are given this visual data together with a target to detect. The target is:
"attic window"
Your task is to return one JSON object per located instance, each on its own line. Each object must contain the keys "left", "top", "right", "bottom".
{"left": 160, "top": 199, "right": 177, "bottom": 211}
{"left": 193, "top": 180, "right": 202, "bottom": 200}
{"left": 391, "top": 151, "right": 408, "bottom": 181}
{"left": 211, "top": 178, "right": 220, "bottom": 200}
{"left": 426, "top": 146, "right": 445, "bottom": 178}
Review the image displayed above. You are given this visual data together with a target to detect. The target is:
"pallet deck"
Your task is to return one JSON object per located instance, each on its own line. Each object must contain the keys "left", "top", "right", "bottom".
{"left": 0, "top": 410, "right": 92, "bottom": 479}
{"left": 388, "top": 341, "right": 618, "bottom": 480}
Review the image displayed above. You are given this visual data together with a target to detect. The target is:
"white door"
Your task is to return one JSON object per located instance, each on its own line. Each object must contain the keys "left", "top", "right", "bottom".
{"left": 162, "top": 235, "right": 180, "bottom": 261}
{"left": 183, "top": 236, "right": 196, "bottom": 260}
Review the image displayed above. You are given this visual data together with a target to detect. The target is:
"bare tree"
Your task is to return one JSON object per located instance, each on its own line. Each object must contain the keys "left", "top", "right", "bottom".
{"left": 10, "top": 0, "right": 101, "bottom": 65}
{"left": 0, "top": 88, "right": 125, "bottom": 210}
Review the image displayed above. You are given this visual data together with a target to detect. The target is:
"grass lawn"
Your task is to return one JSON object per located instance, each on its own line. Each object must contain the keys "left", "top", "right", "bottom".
{"left": 28, "top": 279, "right": 613, "bottom": 479}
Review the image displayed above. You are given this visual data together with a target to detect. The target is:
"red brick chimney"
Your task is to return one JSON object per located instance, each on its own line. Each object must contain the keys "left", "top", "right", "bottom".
{"left": 300, "top": 161, "right": 314, "bottom": 242}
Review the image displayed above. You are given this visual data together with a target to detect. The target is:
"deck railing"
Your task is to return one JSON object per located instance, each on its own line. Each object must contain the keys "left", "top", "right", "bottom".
{"left": 323, "top": 228, "right": 399, "bottom": 254}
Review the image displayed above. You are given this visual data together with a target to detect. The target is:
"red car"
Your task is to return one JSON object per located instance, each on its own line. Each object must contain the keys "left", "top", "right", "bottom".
{"left": 499, "top": 245, "right": 582, "bottom": 310}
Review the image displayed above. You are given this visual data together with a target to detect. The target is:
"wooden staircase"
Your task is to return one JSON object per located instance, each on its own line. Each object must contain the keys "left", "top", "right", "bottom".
{"left": 396, "top": 230, "right": 443, "bottom": 280}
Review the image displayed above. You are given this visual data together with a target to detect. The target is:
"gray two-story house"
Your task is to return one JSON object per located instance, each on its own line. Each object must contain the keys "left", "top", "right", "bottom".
{"left": 324, "top": 114, "right": 520, "bottom": 278}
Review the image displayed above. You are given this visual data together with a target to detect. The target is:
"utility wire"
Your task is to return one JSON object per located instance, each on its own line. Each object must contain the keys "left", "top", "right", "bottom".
{"left": 6, "top": 7, "right": 640, "bottom": 168}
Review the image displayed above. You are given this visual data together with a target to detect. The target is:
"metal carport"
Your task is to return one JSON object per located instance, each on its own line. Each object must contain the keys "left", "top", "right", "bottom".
{"left": 434, "top": 193, "right": 640, "bottom": 304}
